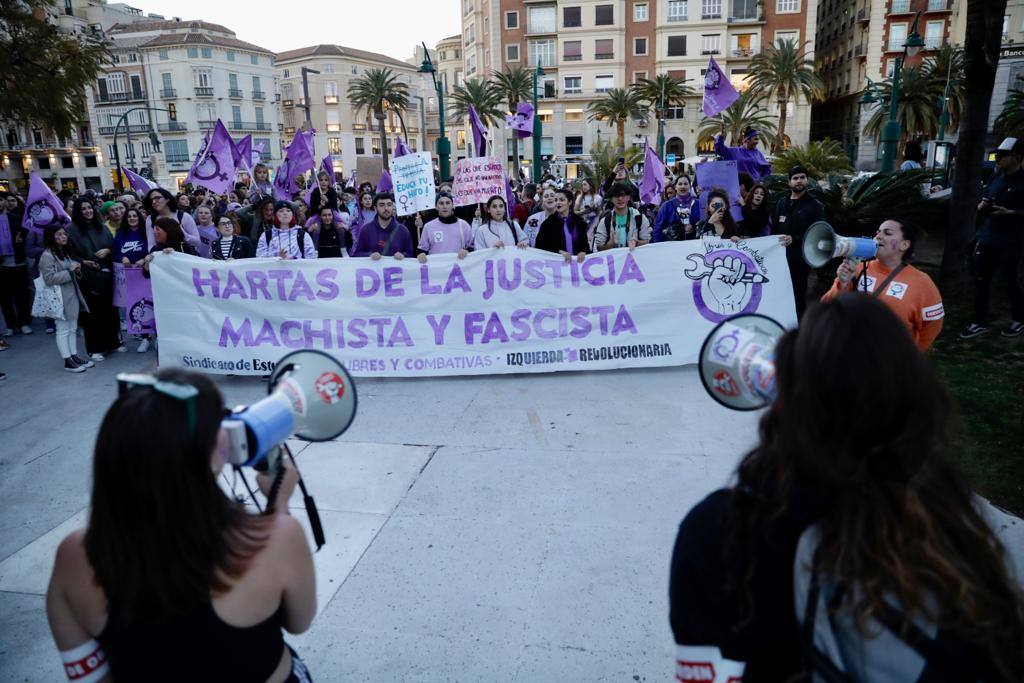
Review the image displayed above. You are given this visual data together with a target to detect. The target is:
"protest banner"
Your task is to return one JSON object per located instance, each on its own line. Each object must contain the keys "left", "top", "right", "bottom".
{"left": 451, "top": 156, "right": 505, "bottom": 207}
{"left": 695, "top": 160, "right": 744, "bottom": 221}
{"left": 125, "top": 268, "right": 156, "bottom": 335}
{"left": 150, "top": 238, "right": 795, "bottom": 378}
{"left": 390, "top": 152, "right": 436, "bottom": 216}
{"left": 113, "top": 263, "right": 127, "bottom": 307}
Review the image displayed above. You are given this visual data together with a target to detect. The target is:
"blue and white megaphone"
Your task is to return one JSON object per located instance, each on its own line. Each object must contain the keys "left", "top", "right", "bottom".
{"left": 698, "top": 313, "right": 786, "bottom": 411}
{"left": 802, "top": 221, "right": 876, "bottom": 268}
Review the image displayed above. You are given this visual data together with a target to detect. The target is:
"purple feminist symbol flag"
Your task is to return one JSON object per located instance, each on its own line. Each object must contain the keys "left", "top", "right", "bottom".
{"left": 186, "top": 120, "right": 235, "bottom": 195}
{"left": 274, "top": 130, "right": 316, "bottom": 201}
{"left": 505, "top": 102, "right": 534, "bottom": 139}
{"left": 394, "top": 137, "right": 412, "bottom": 158}
{"left": 185, "top": 131, "right": 210, "bottom": 187}
{"left": 468, "top": 105, "right": 488, "bottom": 156}
{"left": 124, "top": 168, "right": 157, "bottom": 194}
{"left": 233, "top": 134, "right": 253, "bottom": 173}
{"left": 639, "top": 138, "right": 666, "bottom": 206}
{"left": 377, "top": 169, "right": 394, "bottom": 194}
{"left": 21, "top": 172, "right": 71, "bottom": 234}
{"left": 251, "top": 141, "right": 265, "bottom": 167}
{"left": 702, "top": 57, "right": 740, "bottom": 118}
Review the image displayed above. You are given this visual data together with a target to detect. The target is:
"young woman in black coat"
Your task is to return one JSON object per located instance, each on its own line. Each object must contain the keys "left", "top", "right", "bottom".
{"left": 535, "top": 188, "right": 590, "bottom": 263}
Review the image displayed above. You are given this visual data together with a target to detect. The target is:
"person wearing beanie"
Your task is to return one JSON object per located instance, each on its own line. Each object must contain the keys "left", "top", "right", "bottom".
{"left": 255, "top": 201, "right": 317, "bottom": 259}
{"left": 101, "top": 200, "right": 125, "bottom": 238}
{"left": 714, "top": 129, "right": 773, "bottom": 181}
{"left": 772, "top": 164, "right": 825, "bottom": 318}
{"left": 415, "top": 192, "right": 473, "bottom": 262}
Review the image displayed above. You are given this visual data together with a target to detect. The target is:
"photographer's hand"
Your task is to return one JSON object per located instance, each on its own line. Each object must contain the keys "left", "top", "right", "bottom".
{"left": 257, "top": 458, "right": 299, "bottom": 514}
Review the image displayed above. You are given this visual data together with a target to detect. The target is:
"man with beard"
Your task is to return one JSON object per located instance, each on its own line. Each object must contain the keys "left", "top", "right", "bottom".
{"left": 352, "top": 193, "right": 413, "bottom": 260}
{"left": 772, "top": 165, "right": 824, "bottom": 318}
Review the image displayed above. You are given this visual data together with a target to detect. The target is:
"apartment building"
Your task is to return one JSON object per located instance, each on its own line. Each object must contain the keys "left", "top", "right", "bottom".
{"left": 991, "top": 0, "right": 1024, "bottom": 136}
{"left": 275, "top": 45, "right": 434, "bottom": 179}
{"left": 459, "top": 0, "right": 816, "bottom": 177}
{"left": 427, "top": 35, "right": 470, "bottom": 162}
{"left": 810, "top": 0, "right": 963, "bottom": 171}
{"left": 104, "top": 19, "right": 281, "bottom": 189}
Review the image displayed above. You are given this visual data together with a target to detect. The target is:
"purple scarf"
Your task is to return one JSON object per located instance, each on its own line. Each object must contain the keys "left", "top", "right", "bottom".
{"left": 0, "top": 213, "right": 13, "bottom": 256}
{"left": 562, "top": 216, "right": 576, "bottom": 253}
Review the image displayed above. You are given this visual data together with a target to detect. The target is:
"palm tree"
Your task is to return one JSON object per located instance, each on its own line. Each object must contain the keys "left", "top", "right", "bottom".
{"left": 863, "top": 67, "right": 941, "bottom": 142}
{"left": 772, "top": 139, "right": 853, "bottom": 179}
{"left": 630, "top": 74, "right": 696, "bottom": 155}
{"left": 448, "top": 77, "right": 503, "bottom": 157}
{"left": 491, "top": 67, "right": 533, "bottom": 174}
{"left": 346, "top": 68, "right": 410, "bottom": 170}
{"left": 923, "top": 45, "right": 965, "bottom": 132}
{"left": 697, "top": 89, "right": 778, "bottom": 149}
{"left": 748, "top": 39, "right": 824, "bottom": 153}
{"left": 586, "top": 88, "right": 644, "bottom": 149}
{"left": 579, "top": 140, "right": 644, "bottom": 184}
{"left": 995, "top": 89, "right": 1024, "bottom": 139}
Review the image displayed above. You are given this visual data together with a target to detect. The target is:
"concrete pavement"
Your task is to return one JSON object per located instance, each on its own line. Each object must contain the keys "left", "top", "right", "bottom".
{"left": 0, "top": 324, "right": 1020, "bottom": 681}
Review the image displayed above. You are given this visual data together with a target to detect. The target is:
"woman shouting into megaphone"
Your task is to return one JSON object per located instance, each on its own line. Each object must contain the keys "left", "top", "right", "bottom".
{"left": 45, "top": 369, "right": 317, "bottom": 682}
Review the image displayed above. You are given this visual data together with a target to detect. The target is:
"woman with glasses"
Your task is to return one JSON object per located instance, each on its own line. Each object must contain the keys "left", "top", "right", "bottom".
{"left": 46, "top": 369, "right": 317, "bottom": 682}
{"left": 212, "top": 215, "right": 254, "bottom": 260}
{"left": 143, "top": 188, "right": 199, "bottom": 253}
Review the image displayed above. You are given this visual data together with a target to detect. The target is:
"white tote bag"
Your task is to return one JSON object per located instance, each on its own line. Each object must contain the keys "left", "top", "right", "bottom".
{"left": 32, "top": 275, "right": 66, "bottom": 320}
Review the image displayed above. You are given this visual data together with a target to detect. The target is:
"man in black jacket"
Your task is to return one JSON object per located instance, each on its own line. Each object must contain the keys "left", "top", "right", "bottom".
{"left": 771, "top": 165, "right": 825, "bottom": 318}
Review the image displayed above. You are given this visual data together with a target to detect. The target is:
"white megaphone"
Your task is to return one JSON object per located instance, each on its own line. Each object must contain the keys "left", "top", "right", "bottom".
{"left": 698, "top": 313, "right": 786, "bottom": 410}
{"left": 222, "top": 349, "right": 358, "bottom": 469}
{"left": 802, "top": 221, "right": 877, "bottom": 268}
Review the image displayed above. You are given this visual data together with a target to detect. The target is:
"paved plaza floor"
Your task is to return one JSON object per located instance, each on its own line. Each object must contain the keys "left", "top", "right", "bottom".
{"left": 0, "top": 327, "right": 1020, "bottom": 681}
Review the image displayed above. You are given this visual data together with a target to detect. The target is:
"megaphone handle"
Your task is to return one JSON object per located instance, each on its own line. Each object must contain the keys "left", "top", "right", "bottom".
{"left": 263, "top": 465, "right": 287, "bottom": 514}
{"left": 285, "top": 446, "right": 326, "bottom": 551}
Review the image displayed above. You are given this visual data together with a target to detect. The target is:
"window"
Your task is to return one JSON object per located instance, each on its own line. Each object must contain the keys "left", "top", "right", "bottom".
{"left": 355, "top": 137, "right": 365, "bottom": 154}
{"left": 563, "top": 7, "right": 582, "bottom": 27}
{"left": 529, "top": 6, "right": 555, "bottom": 33}
{"left": 255, "top": 107, "right": 264, "bottom": 125}
{"left": 924, "top": 21, "right": 943, "bottom": 49}
{"left": 227, "top": 50, "right": 236, "bottom": 62}
{"left": 193, "top": 69, "right": 212, "bottom": 88}
{"left": 541, "top": 137, "right": 553, "bottom": 155}
{"left": 456, "top": 130, "right": 466, "bottom": 149}
{"left": 595, "top": 5, "right": 614, "bottom": 25}
{"left": 107, "top": 72, "right": 125, "bottom": 94}
{"left": 326, "top": 110, "right": 340, "bottom": 132}
{"left": 702, "top": 0, "right": 721, "bottom": 18}
{"left": 507, "top": 44, "right": 520, "bottom": 61}
{"left": 231, "top": 105, "right": 242, "bottom": 125}
{"left": 701, "top": 34, "right": 720, "bottom": 54}
{"left": 250, "top": 54, "right": 259, "bottom": 65}
{"left": 164, "top": 139, "right": 189, "bottom": 162}
{"left": 888, "top": 23, "right": 907, "bottom": 51}
{"left": 666, "top": 106, "right": 685, "bottom": 119}
{"left": 595, "top": 39, "right": 614, "bottom": 59}
{"left": 283, "top": 69, "right": 290, "bottom": 78}
{"left": 668, "top": 35, "right": 687, "bottom": 56}
{"left": 324, "top": 63, "right": 335, "bottom": 73}
{"left": 634, "top": 37, "right": 648, "bottom": 55}
{"left": 201, "top": 47, "right": 212, "bottom": 59}
{"left": 229, "top": 73, "right": 239, "bottom": 91}
{"left": 565, "top": 108, "right": 583, "bottom": 122}
{"left": 505, "top": 11, "right": 518, "bottom": 28}
{"left": 324, "top": 81, "right": 338, "bottom": 103}
{"left": 565, "top": 136, "right": 584, "bottom": 154}
{"left": 187, "top": 47, "right": 198, "bottom": 59}
{"left": 466, "top": 23, "right": 476, "bottom": 43}
{"left": 731, "top": 33, "right": 758, "bottom": 56}
{"left": 538, "top": 109, "right": 554, "bottom": 123}
{"left": 159, "top": 49, "right": 169, "bottom": 60}
{"left": 634, "top": 3, "right": 649, "bottom": 21}
{"left": 595, "top": 74, "right": 614, "bottom": 92}
{"left": 668, "top": 0, "right": 688, "bottom": 21}
{"left": 85, "top": 155, "right": 97, "bottom": 168}
{"left": 776, "top": 0, "right": 799, "bottom": 12}
{"left": 467, "top": 53, "right": 477, "bottom": 74}
{"left": 37, "top": 156, "right": 50, "bottom": 170}
{"left": 564, "top": 40, "right": 582, "bottom": 61}
{"left": 328, "top": 137, "right": 342, "bottom": 154}
{"left": 564, "top": 76, "right": 582, "bottom": 93}
{"left": 252, "top": 75, "right": 262, "bottom": 94}
{"left": 61, "top": 156, "right": 74, "bottom": 169}
{"left": 730, "top": 68, "right": 749, "bottom": 90}
{"left": 632, "top": 70, "right": 648, "bottom": 84}
{"left": 775, "top": 30, "right": 799, "bottom": 45}
{"left": 530, "top": 39, "right": 556, "bottom": 67}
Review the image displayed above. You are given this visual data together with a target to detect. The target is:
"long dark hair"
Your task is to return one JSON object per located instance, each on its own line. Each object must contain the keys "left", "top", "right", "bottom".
{"left": 153, "top": 216, "right": 185, "bottom": 247}
{"left": 71, "top": 197, "right": 103, "bottom": 233}
{"left": 120, "top": 207, "right": 144, "bottom": 233}
{"left": 43, "top": 223, "right": 68, "bottom": 259}
{"left": 85, "top": 369, "right": 271, "bottom": 624}
{"left": 704, "top": 188, "right": 738, "bottom": 238}
{"left": 726, "top": 294, "right": 1024, "bottom": 678}
{"left": 484, "top": 195, "right": 521, "bottom": 242}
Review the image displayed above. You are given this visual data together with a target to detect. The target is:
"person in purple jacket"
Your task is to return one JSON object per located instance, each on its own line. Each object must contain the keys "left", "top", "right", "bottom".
{"left": 714, "top": 129, "right": 772, "bottom": 181}
{"left": 351, "top": 193, "right": 413, "bottom": 260}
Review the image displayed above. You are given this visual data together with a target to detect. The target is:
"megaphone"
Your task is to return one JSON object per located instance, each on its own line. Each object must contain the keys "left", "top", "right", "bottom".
{"left": 698, "top": 313, "right": 786, "bottom": 411}
{"left": 223, "top": 349, "right": 358, "bottom": 469}
{"left": 802, "top": 221, "right": 877, "bottom": 268}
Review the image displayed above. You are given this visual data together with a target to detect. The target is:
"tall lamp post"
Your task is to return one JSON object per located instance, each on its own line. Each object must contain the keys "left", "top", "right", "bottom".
{"left": 418, "top": 43, "right": 451, "bottom": 181}
{"left": 877, "top": 12, "right": 924, "bottom": 173}
{"left": 532, "top": 64, "right": 543, "bottom": 182}
{"left": 656, "top": 79, "right": 666, "bottom": 160}
{"left": 112, "top": 106, "right": 168, "bottom": 192}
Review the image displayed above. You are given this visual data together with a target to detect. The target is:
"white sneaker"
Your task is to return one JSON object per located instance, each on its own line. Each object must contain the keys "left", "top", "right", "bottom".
{"left": 90, "top": 353, "right": 106, "bottom": 362}
{"left": 19, "top": 325, "right": 32, "bottom": 335}
{"left": 1, "top": 329, "right": 13, "bottom": 337}
{"left": 136, "top": 338, "right": 151, "bottom": 353}
{"left": 113, "top": 344, "right": 128, "bottom": 353}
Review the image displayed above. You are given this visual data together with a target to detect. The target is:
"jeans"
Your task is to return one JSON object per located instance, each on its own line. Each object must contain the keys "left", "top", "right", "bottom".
{"left": 55, "top": 317, "right": 79, "bottom": 359}
{"left": 0, "top": 264, "right": 33, "bottom": 329}
{"left": 972, "top": 242, "right": 1024, "bottom": 325}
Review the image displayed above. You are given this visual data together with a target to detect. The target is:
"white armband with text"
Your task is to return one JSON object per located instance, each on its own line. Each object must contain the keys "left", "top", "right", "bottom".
{"left": 675, "top": 644, "right": 745, "bottom": 683}
{"left": 61, "top": 639, "right": 109, "bottom": 683}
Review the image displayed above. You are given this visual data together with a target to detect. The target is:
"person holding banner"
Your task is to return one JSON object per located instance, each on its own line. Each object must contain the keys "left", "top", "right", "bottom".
{"left": 38, "top": 225, "right": 94, "bottom": 373}
{"left": 114, "top": 207, "right": 153, "bottom": 353}
{"left": 416, "top": 192, "right": 473, "bottom": 262}
{"left": 255, "top": 202, "right": 317, "bottom": 260}
{"left": 713, "top": 129, "right": 772, "bottom": 181}
{"left": 654, "top": 175, "right": 702, "bottom": 242}
{"left": 472, "top": 195, "right": 527, "bottom": 251}
{"left": 352, "top": 193, "right": 412, "bottom": 260}
{"left": 212, "top": 215, "right": 254, "bottom": 260}
{"left": 521, "top": 186, "right": 557, "bottom": 247}
{"left": 193, "top": 205, "right": 219, "bottom": 259}
{"left": 143, "top": 189, "right": 200, "bottom": 253}
{"left": 593, "top": 183, "right": 651, "bottom": 251}
{"left": 67, "top": 198, "right": 124, "bottom": 360}
{"left": 536, "top": 188, "right": 590, "bottom": 263}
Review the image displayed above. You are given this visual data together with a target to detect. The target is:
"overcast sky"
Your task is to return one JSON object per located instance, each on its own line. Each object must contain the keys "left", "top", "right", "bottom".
{"left": 134, "top": 0, "right": 462, "bottom": 62}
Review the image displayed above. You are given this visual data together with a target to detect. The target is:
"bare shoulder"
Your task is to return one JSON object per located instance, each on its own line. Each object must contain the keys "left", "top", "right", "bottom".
{"left": 53, "top": 530, "right": 89, "bottom": 577}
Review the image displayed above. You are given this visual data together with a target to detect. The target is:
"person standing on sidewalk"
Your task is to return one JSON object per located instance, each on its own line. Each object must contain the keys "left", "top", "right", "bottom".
{"left": 38, "top": 225, "right": 94, "bottom": 373}
{"left": 772, "top": 165, "right": 826, "bottom": 319}
{"left": 0, "top": 191, "right": 34, "bottom": 336}
{"left": 961, "top": 137, "right": 1024, "bottom": 339}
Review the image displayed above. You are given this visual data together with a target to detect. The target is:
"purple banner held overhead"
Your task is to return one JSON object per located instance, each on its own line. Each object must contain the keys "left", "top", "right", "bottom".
{"left": 505, "top": 102, "right": 534, "bottom": 140}
{"left": 695, "top": 160, "right": 743, "bottom": 222}
{"left": 702, "top": 57, "right": 740, "bottom": 118}
{"left": 124, "top": 168, "right": 157, "bottom": 194}
{"left": 21, "top": 172, "right": 71, "bottom": 234}
{"left": 124, "top": 267, "right": 156, "bottom": 335}
{"left": 639, "top": 139, "right": 666, "bottom": 206}
{"left": 186, "top": 120, "right": 235, "bottom": 195}
{"left": 394, "top": 137, "right": 412, "bottom": 158}
{"left": 274, "top": 129, "right": 316, "bottom": 201}
{"left": 468, "top": 105, "right": 488, "bottom": 156}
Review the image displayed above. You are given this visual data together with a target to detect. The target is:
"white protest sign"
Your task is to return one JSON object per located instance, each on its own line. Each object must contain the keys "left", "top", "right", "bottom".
{"left": 149, "top": 238, "right": 796, "bottom": 378}
{"left": 390, "top": 152, "right": 435, "bottom": 216}
{"left": 451, "top": 156, "right": 505, "bottom": 207}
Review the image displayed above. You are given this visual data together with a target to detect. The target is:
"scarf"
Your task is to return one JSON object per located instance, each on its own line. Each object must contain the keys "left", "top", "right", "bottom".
{"left": 0, "top": 212, "right": 12, "bottom": 257}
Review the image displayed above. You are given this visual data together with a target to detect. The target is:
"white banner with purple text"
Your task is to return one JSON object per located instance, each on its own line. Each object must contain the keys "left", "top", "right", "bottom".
{"left": 149, "top": 237, "right": 796, "bottom": 377}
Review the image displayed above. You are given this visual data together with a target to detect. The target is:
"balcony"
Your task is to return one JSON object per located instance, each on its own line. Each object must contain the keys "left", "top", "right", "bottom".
{"left": 164, "top": 154, "right": 190, "bottom": 164}
{"left": 924, "top": 37, "right": 946, "bottom": 49}
{"left": 97, "top": 123, "right": 150, "bottom": 135}
{"left": 925, "top": 0, "right": 951, "bottom": 10}
{"left": 284, "top": 127, "right": 296, "bottom": 135}
{"left": 228, "top": 88, "right": 243, "bottom": 98}
{"left": 731, "top": 47, "right": 756, "bottom": 58}
{"left": 194, "top": 86, "right": 214, "bottom": 97}
{"left": 197, "top": 120, "right": 217, "bottom": 130}
{"left": 229, "top": 121, "right": 271, "bottom": 131}
{"left": 702, "top": 13, "right": 722, "bottom": 20}
{"left": 526, "top": 24, "right": 557, "bottom": 37}
{"left": 282, "top": 99, "right": 294, "bottom": 108}
{"left": 595, "top": 52, "right": 614, "bottom": 60}
{"left": 728, "top": 14, "right": 763, "bottom": 23}
{"left": 157, "top": 122, "right": 187, "bottom": 132}
{"left": 857, "top": 8, "right": 869, "bottom": 22}
{"left": 160, "top": 88, "right": 176, "bottom": 98}
{"left": 701, "top": 49, "right": 721, "bottom": 55}
{"left": 855, "top": 44, "right": 866, "bottom": 57}
{"left": 324, "top": 95, "right": 339, "bottom": 104}
{"left": 252, "top": 90, "right": 266, "bottom": 100}
{"left": 96, "top": 91, "right": 146, "bottom": 104}
{"left": 890, "top": 0, "right": 911, "bottom": 14}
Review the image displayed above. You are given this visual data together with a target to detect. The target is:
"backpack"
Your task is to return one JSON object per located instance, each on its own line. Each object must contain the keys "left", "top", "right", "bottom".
{"left": 261, "top": 226, "right": 308, "bottom": 257}
{"left": 593, "top": 210, "right": 643, "bottom": 250}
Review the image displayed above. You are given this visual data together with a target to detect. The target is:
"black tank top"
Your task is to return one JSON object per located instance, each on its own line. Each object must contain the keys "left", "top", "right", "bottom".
{"left": 99, "top": 602, "right": 284, "bottom": 681}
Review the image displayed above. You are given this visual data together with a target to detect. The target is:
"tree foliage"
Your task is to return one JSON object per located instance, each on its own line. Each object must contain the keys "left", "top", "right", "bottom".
{"left": 698, "top": 90, "right": 778, "bottom": 148}
{"left": 864, "top": 67, "right": 947, "bottom": 142}
{"left": 347, "top": 68, "right": 411, "bottom": 168}
{"left": 995, "top": 89, "right": 1024, "bottom": 139}
{"left": 923, "top": 45, "right": 965, "bottom": 132}
{"left": 586, "top": 88, "right": 645, "bottom": 149}
{"left": 748, "top": 39, "right": 824, "bottom": 153}
{"left": 0, "top": 1, "right": 111, "bottom": 139}
{"left": 578, "top": 140, "right": 643, "bottom": 184}
{"left": 772, "top": 139, "right": 854, "bottom": 179}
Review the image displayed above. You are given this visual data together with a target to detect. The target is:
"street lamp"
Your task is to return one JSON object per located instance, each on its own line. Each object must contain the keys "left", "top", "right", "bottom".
{"left": 112, "top": 106, "right": 168, "bottom": 191}
{"left": 418, "top": 43, "right": 451, "bottom": 181}
{"left": 657, "top": 78, "right": 666, "bottom": 160}
{"left": 532, "top": 63, "right": 543, "bottom": 182}
{"left": 878, "top": 12, "right": 924, "bottom": 173}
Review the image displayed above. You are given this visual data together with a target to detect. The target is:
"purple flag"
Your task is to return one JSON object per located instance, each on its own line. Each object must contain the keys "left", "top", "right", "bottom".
{"left": 185, "top": 131, "right": 210, "bottom": 187}
{"left": 394, "top": 137, "right": 412, "bottom": 158}
{"left": 347, "top": 168, "right": 357, "bottom": 190}
{"left": 377, "top": 169, "right": 393, "bottom": 194}
{"left": 639, "top": 139, "right": 666, "bottom": 206}
{"left": 504, "top": 174, "right": 517, "bottom": 217}
{"left": 468, "top": 105, "right": 487, "bottom": 156}
{"left": 251, "top": 141, "right": 265, "bottom": 167}
{"left": 505, "top": 102, "right": 534, "bottom": 140}
{"left": 233, "top": 134, "right": 252, "bottom": 173}
{"left": 124, "top": 267, "right": 156, "bottom": 335}
{"left": 274, "top": 130, "right": 316, "bottom": 201}
{"left": 21, "top": 172, "right": 71, "bottom": 234}
{"left": 124, "top": 168, "right": 157, "bottom": 194}
{"left": 186, "top": 120, "right": 235, "bottom": 195}
{"left": 702, "top": 57, "right": 740, "bottom": 118}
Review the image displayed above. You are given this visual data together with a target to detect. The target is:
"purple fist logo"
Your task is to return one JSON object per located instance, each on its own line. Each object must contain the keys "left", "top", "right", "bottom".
{"left": 685, "top": 250, "right": 768, "bottom": 323}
